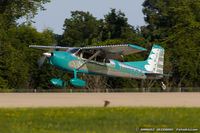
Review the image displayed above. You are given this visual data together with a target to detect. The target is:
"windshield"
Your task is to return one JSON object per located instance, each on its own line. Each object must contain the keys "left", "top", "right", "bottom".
{"left": 69, "top": 48, "right": 80, "bottom": 54}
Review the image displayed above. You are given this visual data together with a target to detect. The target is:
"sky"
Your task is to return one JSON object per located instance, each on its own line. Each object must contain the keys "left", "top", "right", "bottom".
{"left": 26, "top": 0, "right": 146, "bottom": 34}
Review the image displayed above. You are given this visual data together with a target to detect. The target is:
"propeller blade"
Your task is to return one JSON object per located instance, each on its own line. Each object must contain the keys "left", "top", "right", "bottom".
{"left": 37, "top": 50, "right": 53, "bottom": 68}
{"left": 37, "top": 56, "right": 46, "bottom": 68}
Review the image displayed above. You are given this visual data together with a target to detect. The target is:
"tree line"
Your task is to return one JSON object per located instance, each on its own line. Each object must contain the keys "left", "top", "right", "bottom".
{"left": 0, "top": 0, "right": 200, "bottom": 91}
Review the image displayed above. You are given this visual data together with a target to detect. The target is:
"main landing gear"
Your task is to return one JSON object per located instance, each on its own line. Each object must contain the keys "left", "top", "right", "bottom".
{"left": 50, "top": 69, "right": 86, "bottom": 87}
{"left": 50, "top": 72, "right": 66, "bottom": 87}
{"left": 70, "top": 69, "right": 86, "bottom": 87}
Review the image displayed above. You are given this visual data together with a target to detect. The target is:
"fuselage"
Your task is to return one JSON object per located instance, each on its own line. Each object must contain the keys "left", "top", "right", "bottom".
{"left": 48, "top": 51, "right": 148, "bottom": 79}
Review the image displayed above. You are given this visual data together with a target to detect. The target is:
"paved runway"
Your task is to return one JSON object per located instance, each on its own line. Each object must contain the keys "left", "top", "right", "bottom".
{"left": 0, "top": 93, "right": 200, "bottom": 107}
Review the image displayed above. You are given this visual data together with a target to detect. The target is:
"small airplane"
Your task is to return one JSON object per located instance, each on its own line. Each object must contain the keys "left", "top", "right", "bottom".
{"left": 29, "top": 44, "right": 165, "bottom": 87}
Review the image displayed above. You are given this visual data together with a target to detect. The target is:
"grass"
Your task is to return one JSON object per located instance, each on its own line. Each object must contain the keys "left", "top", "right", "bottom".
{"left": 0, "top": 107, "right": 199, "bottom": 133}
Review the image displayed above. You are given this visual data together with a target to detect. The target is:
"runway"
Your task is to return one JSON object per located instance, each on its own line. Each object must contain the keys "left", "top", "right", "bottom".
{"left": 0, "top": 93, "right": 200, "bottom": 107}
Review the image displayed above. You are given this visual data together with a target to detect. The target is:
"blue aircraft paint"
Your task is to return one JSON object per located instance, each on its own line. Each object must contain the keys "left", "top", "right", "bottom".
{"left": 123, "top": 45, "right": 164, "bottom": 72}
{"left": 70, "top": 78, "right": 86, "bottom": 87}
{"left": 128, "top": 44, "right": 147, "bottom": 51}
{"left": 123, "top": 61, "right": 148, "bottom": 71}
{"left": 47, "top": 44, "right": 165, "bottom": 86}
{"left": 30, "top": 44, "right": 166, "bottom": 87}
{"left": 50, "top": 47, "right": 145, "bottom": 77}
{"left": 49, "top": 51, "right": 79, "bottom": 71}
{"left": 50, "top": 78, "right": 66, "bottom": 87}
{"left": 153, "top": 45, "right": 164, "bottom": 50}
{"left": 50, "top": 52, "right": 145, "bottom": 79}
{"left": 119, "top": 64, "right": 144, "bottom": 77}
{"left": 113, "top": 50, "right": 121, "bottom": 52}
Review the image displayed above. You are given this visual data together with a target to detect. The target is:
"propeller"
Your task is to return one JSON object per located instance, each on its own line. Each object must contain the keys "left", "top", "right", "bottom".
{"left": 37, "top": 56, "right": 46, "bottom": 68}
{"left": 37, "top": 52, "right": 53, "bottom": 68}
{"left": 37, "top": 42, "right": 57, "bottom": 68}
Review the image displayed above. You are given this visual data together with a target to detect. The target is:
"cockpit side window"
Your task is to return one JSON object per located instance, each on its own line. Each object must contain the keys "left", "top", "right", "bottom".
{"left": 75, "top": 49, "right": 110, "bottom": 63}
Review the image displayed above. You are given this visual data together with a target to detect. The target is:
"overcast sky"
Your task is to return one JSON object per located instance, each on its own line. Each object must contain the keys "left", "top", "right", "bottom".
{"left": 26, "top": 0, "right": 146, "bottom": 34}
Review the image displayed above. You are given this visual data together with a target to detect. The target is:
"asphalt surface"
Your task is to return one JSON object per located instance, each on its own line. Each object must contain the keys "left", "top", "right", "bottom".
{"left": 0, "top": 93, "right": 200, "bottom": 107}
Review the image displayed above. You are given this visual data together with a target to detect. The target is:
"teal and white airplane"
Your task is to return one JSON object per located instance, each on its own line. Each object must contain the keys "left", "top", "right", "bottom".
{"left": 29, "top": 44, "right": 165, "bottom": 87}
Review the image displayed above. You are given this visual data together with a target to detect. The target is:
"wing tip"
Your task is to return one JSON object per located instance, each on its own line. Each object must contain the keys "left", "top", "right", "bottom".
{"left": 128, "top": 44, "right": 147, "bottom": 51}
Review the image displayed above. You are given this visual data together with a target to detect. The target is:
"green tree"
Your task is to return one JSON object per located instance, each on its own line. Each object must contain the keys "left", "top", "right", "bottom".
{"left": 62, "top": 11, "right": 100, "bottom": 46}
{"left": 142, "top": 0, "right": 200, "bottom": 89}
{"left": 0, "top": 25, "right": 57, "bottom": 90}
{"left": 102, "top": 8, "right": 135, "bottom": 41}
{"left": 0, "top": 0, "right": 50, "bottom": 28}
{"left": 0, "top": 0, "right": 51, "bottom": 90}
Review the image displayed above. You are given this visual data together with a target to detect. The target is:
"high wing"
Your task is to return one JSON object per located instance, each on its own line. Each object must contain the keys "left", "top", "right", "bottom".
{"left": 29, "top": 45, "right": 71, "bottom": 50}
{"left": 80, "top": 44, "right": 147, "bottom": 59}
{"left": 29, "top": 44, "right": 147, "bottom": 59}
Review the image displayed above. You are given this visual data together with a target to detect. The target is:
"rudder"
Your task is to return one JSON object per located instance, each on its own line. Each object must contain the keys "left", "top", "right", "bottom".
{"left": 144, "top": 45, "right": 164, "bottom": 74}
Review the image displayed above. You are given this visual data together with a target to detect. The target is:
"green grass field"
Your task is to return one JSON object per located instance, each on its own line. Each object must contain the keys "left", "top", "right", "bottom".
{"left": 0, "top": 107, "right": 199, "bottom": 133}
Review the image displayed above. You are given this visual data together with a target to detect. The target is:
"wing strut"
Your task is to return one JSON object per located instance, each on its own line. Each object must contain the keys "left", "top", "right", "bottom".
{"left": 77, "top": 50, "right": 101, "bottom": 70}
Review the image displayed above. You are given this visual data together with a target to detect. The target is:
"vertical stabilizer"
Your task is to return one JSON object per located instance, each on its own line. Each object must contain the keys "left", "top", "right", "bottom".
{"left": 123, "top": 45, "right": 165, "bottom": 74}
{"left": 144, "top": 45, "right": 164, "bottom": 74}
